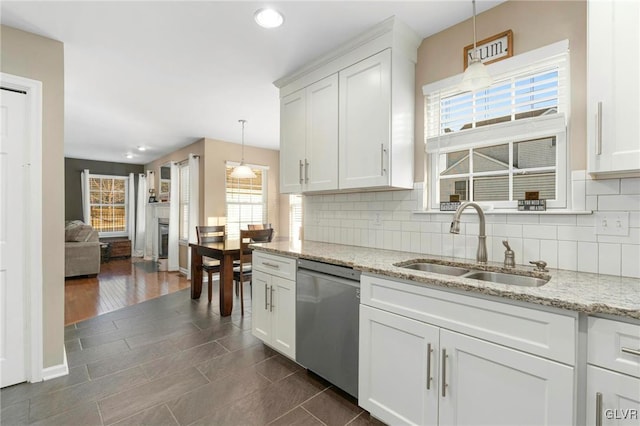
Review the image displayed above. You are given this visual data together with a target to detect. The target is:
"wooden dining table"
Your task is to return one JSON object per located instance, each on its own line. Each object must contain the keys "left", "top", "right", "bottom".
{"left": 189, "top": 240, "right": 241, "bottom": 316}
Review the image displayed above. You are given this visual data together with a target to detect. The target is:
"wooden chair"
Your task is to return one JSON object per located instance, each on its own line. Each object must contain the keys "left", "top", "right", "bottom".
{"left": 233, "top": 228, "right": 273, "bottom": 315}
{"left": 247, "top": 223, "right": 272, "bottom": 230}
{"left": 196, "top": 225, "right": 225, "bottom": 303}
{"left": 247, "top": 223, "right": 274, "bottom": 242}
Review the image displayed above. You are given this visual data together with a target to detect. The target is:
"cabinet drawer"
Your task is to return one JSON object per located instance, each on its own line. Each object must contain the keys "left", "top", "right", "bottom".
{"left": 588, "top": 317, "right": 640, "bottom": 378}
{"left": 252, "top": 251, "right": 296, "bottom": 280}
{"left": 361, "top": 274, "right": 576, "bottom": 365}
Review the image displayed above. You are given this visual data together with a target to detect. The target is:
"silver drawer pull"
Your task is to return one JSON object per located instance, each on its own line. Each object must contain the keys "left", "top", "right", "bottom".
{"left": 264, "top": 283, "right": 269, "bottom": 310}
{"left": 262, "top": 262, "right": 280, "bottom": 269}
{"left": 596, "top": 392, "right": 603, "bottom": 426}
{"left": 596, "top": 101, "right": 603, "bottom": 155}
{"left": 270, "top": 285, "right": 275, "bottom": 312}
{"left": 622, "top": 347, "right": 640, "bottom": 357}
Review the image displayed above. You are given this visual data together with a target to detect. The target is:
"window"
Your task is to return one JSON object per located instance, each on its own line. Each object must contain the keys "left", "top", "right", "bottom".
{"left": 225, "top": 163, "right": 267, "bottom": 240}
{"left": 289, "top": 194, "right": 303, "bottom": 241}
{"left": 89, "top": 174, "right": 129, "bottom": 236}
{"left": 424, "top": 41, "right": 569, "bottom": 210}
{"left": 179, "top": 163, "right": 189, "bottom": 241}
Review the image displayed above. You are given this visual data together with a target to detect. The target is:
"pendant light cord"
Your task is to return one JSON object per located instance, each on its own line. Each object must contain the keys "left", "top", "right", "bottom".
{"left": 239, "top": 119, "right": 246, "bottom": 162}
{"left": 472, "top": 0, "right": 478, "bottom": 60}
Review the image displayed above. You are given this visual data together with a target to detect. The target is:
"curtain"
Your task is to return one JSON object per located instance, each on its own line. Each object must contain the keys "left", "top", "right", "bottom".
{"left": 187, "top": 153, "right": 200, "bottom": 279}
{"left": 168, "top": 162, "right": 179, "bottom": 271}
{"left": 81, "top": 169, "right": 91, "bottom": 224}
{"left": 127, "top": 173, "right": 135, "bottom": 256}
{"left": 133, "top": 173, "right": 146, "bottom": 257}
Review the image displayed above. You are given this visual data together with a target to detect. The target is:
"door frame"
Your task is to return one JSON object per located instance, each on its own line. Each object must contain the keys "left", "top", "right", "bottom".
{"left": 1, "top": 72, "right": 43, "bottom": 383}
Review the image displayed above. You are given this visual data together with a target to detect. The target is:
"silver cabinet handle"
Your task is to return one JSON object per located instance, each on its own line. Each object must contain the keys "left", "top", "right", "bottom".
{"left": 441, "top": 348, "right": 448, "bottom": 397}
{"left": 596, "top": 101, "right": 603, "bottom": 155}
{"left": 304, "top": 158, "right": 309, "bottom": 183}
{"left": 264, "top": 283, "right": 269, "bottom": 310}
{"left": 380, "top": 144, "right": 387, "bottom": 176}
{"left": 299, "top": 160, "right": 304, "bottom": 184}
{"left": 262, "top": 262, "right": 280, "bottom": 269}
{"left": 595, "top": 392, "right": 603, "bottom": 426}
{"left": 426, "top": 343, "right": 433, "bottom": 390}
{"left": 269, "top": 285, "right": 274, "bottom": 312}
{"left": 622, "top": 347, "right": 640, "bottom": 357}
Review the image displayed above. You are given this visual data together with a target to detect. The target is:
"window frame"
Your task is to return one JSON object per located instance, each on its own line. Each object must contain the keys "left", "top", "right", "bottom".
{"left": 225, "top": 162, "right": 268, "bottom": 240}
{"left": 88, "top": 173, "right": 129, "bottom": 238}
{"left": 423, "top": 40, "right": 570, "bottom": 212}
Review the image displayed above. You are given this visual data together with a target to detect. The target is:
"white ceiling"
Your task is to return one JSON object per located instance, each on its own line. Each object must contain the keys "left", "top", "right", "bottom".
{"left": 1, "top": 0, "right": 504, "bottom": 164}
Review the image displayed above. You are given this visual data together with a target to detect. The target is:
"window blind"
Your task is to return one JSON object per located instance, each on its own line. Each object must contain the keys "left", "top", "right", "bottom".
{"left": 225, "top": 165, "right": 267, "bottom": 240}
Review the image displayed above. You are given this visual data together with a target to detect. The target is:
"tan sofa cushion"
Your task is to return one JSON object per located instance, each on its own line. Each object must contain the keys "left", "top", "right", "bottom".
{"left": 65, "top": 220, "right": 98, "bottom": 242}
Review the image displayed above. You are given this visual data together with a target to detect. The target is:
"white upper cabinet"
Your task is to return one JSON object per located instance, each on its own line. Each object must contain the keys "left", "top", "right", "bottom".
{"left": 587, "top": 0, "right": 640, "bottom": 177}
{"left": 275, "top": 17, "right": 420, "bottom": 193}
{"left": 339, "top": 50, "right": 392, "bottom": 189}
{"left": 280, "top": 74, "right": 339, "bottom": 194}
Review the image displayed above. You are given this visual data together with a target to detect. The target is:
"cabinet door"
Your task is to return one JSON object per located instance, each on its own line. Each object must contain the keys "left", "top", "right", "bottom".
{"left": 339, "top": 49, "right": 391, "bottom": 189}
{"left": 438, "top": 329, "right": 574, "bottom": 426}
{"left": 587, "top": 0, "right": 640, "bottom": 175}
{"left": 587, "top": 365, "right": 640, "bottom": 426}
{"left": 270, "top": 276, "right": 296, "bottom": 359}
{"left": 280, "top": 89, "right": 306, "bottom": 193}
{"left": 359, "top": 305, "right": 439, "bottom": 426}
{"left": 251, "top": 270, "right": 271, "bottom": 343}
{"left": 306, "top": 74, "right": 339, "bottom": 192}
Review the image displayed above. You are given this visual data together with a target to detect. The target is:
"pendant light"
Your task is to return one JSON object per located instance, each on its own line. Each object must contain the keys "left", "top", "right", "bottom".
{"left": 459, "top": 0, "right": 492, "bottom": 92}
{"left": 230, "top": 119, "right": 256, "bottom": 179}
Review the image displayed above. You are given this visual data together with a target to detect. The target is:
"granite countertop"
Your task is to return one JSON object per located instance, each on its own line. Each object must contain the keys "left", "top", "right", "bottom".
{"left": 251, "top": 240, "right": 640, "bottom": 320}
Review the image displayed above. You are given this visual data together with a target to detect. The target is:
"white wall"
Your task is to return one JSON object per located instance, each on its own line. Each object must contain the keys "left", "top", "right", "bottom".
{"left": 303, "top": 175, "right": 640, "bottom": 278}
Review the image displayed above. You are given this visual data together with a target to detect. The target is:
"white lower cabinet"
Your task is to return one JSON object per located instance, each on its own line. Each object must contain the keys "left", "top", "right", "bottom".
{"left": 586, "top": 317, "right": 640, "bottom": 425}
{"left": 251, "top": 252, "right": 296, "bottom": 359}
{"left": 359, "top": 275, "right": 576, "bottom": 426}
{"left": 586, "top": 365, "right": 640, "bottom": 426}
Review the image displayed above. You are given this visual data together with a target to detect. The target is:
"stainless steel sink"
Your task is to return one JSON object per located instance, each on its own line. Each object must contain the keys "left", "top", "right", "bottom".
{"left": 463, "top": 271, "right": 548, "bottom": 287}
{"left": 401, "top": 262, "right": 470, "bottom": 276}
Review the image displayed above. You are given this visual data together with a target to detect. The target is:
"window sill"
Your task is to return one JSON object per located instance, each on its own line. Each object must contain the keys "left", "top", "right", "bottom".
{"left": 415, "top": 209, "right": 593, "bottom": 215}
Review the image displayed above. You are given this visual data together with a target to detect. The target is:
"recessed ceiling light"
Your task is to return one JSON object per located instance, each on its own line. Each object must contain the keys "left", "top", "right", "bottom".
{"left": 137, "top": 146, "right": 147, "bottom": 152}
{"left": 125, "top": 153, "right": 134, "bottom": 159}
{"left": 254, "top": 8, "right": 284, "bottom": 29}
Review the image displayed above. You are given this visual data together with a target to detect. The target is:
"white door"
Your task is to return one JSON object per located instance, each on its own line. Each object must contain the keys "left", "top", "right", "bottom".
{"left": 0, "top": 88, "right": 27, "bottom": 387}
{"left": 587, "top": 365, "right": 640, "bottom": 426}
{"left": 270, "top": 276, "right": 295, "bottom": 359}
{"left": 251, "top": 270, "right": 271, "bottom": 343}
{"left": 279, "top": 89, "right": 306, "bottom": 193}
{"left": 339, "top": 49, "right": 391, "bottom": 189}
{"left": 438, "top": 329, "right": 574, "bottom": 426}
{"left": 306, "top": 74, "right": 338, "bottom": 192}
{"left": 359, "top": 305, "right": 439, "bottom": 426}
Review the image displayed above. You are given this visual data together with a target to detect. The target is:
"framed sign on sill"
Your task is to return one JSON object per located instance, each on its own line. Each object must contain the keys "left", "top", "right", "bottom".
{"left": 464, "top": 29, "right": 513, "bottom": 69}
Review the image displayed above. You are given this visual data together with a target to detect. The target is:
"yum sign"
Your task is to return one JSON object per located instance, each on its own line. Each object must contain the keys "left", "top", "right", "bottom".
{"left": 464, "top": 30, "right": 513, "bottom": 70}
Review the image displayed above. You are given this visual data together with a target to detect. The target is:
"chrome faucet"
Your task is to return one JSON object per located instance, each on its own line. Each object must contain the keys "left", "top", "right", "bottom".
{"left": 450, "top": 202, "right": 487, "bottom": 264}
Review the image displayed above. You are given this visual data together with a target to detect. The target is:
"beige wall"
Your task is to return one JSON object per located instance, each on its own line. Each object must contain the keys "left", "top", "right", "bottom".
{"left": 1, "top": 25, "right": 65, "bottom": 368}
{"left": 414, "top": 0, "right": 587, "bottom": 182}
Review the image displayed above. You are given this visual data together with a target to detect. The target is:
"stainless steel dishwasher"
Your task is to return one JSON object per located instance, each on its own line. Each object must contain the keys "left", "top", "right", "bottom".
{"left": 296, "top": 259, "right": 361, "bottom": 398}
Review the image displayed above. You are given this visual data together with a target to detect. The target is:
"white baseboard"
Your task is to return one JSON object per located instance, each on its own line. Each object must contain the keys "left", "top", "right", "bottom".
{"left": 41, "top": 347, "right": 69, "bottom": 381}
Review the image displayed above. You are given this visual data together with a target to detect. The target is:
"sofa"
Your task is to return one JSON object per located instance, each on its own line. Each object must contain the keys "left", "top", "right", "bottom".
{"left": 65, "top": 220, "right": 101, "bottom": 278}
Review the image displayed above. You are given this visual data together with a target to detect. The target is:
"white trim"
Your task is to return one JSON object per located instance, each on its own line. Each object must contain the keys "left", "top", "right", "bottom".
{"left": 423, "top": 39, "right": 570, "bottom": 95}
{"left": 1, "top": 72, "right": 44, "bottom": 382}
{"left": 42, "top": 347, "right": 68, "bottom": 381}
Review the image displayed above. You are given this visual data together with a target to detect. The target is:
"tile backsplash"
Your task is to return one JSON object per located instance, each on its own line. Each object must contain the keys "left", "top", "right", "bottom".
{"left": 303, "top": 173, "right": 640, "bottom": 278}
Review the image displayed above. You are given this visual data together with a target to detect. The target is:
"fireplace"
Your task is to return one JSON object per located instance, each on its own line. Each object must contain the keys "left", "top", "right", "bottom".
{"left": 158, "top": 219, "right": 169, "bottom": 259}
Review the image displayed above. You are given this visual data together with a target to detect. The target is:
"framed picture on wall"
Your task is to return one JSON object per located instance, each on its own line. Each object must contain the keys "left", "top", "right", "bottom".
{"left": 159, "top": 178, "right": 170, "bottom": 201}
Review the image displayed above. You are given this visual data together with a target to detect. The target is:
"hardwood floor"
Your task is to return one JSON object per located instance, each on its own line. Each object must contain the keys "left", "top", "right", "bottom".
{"left": 65, "top": 258, "right": 191, "bottom": 325}
{"left": 1, "top": 285, "right": 383, "bottom": 425}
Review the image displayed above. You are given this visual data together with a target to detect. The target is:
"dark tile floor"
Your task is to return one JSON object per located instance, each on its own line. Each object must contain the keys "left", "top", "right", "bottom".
{"left": 1, "top": 288, "right": 383, "bottom": 425}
